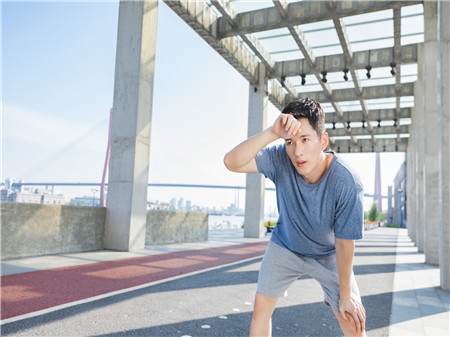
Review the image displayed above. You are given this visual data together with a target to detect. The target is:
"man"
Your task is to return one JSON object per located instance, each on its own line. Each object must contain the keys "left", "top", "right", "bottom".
{"left": 224, "top": 98, "right": 366, "bottom": 337}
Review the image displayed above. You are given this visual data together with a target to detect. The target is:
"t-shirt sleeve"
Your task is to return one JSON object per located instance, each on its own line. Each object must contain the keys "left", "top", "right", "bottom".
{"left": 334, "top": 180, "right": 364, "bottom": 240}
{"left": 254, "top": 145, "right": 280, "bottom": 182}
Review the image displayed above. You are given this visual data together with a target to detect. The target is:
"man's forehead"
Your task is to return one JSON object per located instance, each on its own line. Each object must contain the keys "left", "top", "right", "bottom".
{"left": 285, "top": 133, "right": 313, "bottom": 141}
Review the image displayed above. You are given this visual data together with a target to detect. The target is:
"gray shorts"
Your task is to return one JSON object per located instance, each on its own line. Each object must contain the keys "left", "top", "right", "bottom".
{"left": 257, "top": 241, "right": 361, "bottom": 313}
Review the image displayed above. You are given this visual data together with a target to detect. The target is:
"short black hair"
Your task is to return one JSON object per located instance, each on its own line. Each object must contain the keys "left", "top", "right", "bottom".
{"left": 281, "top": 98, "right": 326, "bottom": 137}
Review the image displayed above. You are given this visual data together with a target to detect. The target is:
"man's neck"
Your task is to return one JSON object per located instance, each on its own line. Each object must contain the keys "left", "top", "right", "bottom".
{"left": 303, "top": 152, "right": 332, "bottom": 184}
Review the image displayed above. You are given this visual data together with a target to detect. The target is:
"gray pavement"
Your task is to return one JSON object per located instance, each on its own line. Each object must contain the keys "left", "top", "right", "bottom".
{"left": 1, "top": 227, "right": 449, "bottom": 337}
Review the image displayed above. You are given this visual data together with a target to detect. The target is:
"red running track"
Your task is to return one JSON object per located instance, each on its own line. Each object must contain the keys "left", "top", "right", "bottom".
{"left": 1, "top": 241, "right": 268, "bottom": 320}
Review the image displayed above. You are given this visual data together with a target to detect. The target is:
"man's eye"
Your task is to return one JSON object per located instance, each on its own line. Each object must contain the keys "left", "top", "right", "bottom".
{"left": 286, "top": 141, "right": 293, "bottom": 145}
{"left": 303, "top": 138, "right": 309, "bottom": 142}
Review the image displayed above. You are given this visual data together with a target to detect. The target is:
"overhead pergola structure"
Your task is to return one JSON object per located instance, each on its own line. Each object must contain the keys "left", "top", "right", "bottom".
{"left": 165, "top": 0, "right": 422, "bottom": 153}
{"left": 105, "top": 0, "right": 449, "bottom": 291}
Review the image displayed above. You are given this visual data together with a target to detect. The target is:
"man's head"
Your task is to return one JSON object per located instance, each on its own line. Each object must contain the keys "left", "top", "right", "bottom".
{"left": 281, "top": 98, "right": 329, "bottom": 183}
{"left": 281, "top": 98, "right": 325, "bottom": 137}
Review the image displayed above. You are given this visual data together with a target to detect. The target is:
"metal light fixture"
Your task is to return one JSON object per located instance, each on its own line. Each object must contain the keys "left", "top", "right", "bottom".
{"left": 366, "top": 50, "right": 372, "bottom": 79}
{"left": 390, "top": 62, "right": 396, "bottom": 76}
{"left": 280, "top": 75, "right": 286, "bottom": 87}
{"left": 343, "top": 68, "right": 349, "bottom": 81}
{"left": 321, "top": 71, "right": 327, "bottom": 83}
{"left": 365, "top": 65, "right": 372, "bottom": 79}
{"left": 300, "top": 73, "right": 306, "bottom": 85}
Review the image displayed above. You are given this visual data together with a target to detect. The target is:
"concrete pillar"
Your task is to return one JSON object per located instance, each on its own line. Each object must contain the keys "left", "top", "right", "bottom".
{"left": 244, "top": 64, "right": 267, "bottom": 238}
{"left": 104, "top": 0, "right": 158, "bottom": 251}
{"left": 423, "top": 1, "right": 440, "bottom": 265}
{"left": 407, "top": 121, "right": 415, "bottom": 241}
{"left": 388, "top": 186, "right": 393, "bottom": 224}
{"left": 439, "top": 0, "right": 450, "bottom": 291}
{"left": 415, "top": 44, "right": 426, "bottom": 253}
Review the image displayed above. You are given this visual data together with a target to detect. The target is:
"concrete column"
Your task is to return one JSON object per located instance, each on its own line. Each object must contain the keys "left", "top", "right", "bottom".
{"left": 415, "top": 44, "right": 426, "bottom": 253}
{"left": 104, "top": 1, "right": 158, "bottom": 251}
{"left": 439, "top": 0, "right": 450, "bottom": 291}
{"left": 423, "top": 1, "right": 440, "bottom": 265}
{"left": 407, "top": 118, "right": 416, "bottom": 241}
{"left": 244, "top": 64, "right": 267, "bottom": 238}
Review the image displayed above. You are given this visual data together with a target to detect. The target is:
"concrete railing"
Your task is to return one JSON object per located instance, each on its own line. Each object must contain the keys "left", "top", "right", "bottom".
{"left": 1, "top": 203, "right": 105, "bottom": 259}
{"left": 146, "top": 210, "right": 208, "bottom": 245}
{"left": 1, "top": 203, "right": 209, "bottom": 259}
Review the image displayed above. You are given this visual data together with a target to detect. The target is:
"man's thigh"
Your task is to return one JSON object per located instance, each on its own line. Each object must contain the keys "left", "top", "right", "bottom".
{"left": 257, "top": 241, "right": 306, "bottom": 298}
{"left": 307, "top": 254, "right": 362, "bottom": 314}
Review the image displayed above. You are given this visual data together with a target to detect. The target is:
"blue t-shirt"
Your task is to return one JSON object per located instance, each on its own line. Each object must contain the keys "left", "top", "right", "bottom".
{"left": 255, "top": 145, "right": 364, "bottom": 259}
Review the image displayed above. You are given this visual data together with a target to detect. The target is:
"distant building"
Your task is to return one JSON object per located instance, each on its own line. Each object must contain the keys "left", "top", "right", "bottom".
{"left": 177, "top": 197, "right": 185, "bottom": 210}
{"left": 388, "top": 161, "right": 407, "bottom": 227}
{"left": 10, "top": 190, "right": 42, "bottom": 204}
{"left": 42, "top": 193, "right": 66, "bottom": 205}
{"left": 1, "top": 179, "right": 67, "bottom": 205}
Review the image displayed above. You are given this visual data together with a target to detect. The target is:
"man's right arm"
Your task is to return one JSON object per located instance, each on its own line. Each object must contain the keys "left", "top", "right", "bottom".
{"left": 223, "top": 114, "right": 302, "bottom": 173}
{"left": 223, "top": 127, "right": 278, "bottom": 173}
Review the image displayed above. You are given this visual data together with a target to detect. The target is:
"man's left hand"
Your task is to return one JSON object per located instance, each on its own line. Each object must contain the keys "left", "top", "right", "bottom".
{"left": 339, "top": 295, "right": 366, "bottom": 333}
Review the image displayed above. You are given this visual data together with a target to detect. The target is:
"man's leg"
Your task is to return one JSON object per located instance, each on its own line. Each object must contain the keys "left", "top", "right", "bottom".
{"left": 249, "top": 292, "right": 278, "bottom": 337}
{"left": 332, "top": 309, "right": 367, "bottom": 337}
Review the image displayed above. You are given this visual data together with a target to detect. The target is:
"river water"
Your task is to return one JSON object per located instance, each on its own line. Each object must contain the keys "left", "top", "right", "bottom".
{"left": 208, "top": 214, "right": 278, "bottom": 229}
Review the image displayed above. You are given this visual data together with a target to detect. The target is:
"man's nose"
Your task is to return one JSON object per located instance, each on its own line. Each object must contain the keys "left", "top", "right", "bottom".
{"left": 294, "top": 143, "right": 303, "bottom": 157}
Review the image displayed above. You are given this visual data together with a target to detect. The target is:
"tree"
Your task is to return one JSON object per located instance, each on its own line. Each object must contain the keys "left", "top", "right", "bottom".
{"left": 368, "top": 204, "right": 379, "bottom": 221}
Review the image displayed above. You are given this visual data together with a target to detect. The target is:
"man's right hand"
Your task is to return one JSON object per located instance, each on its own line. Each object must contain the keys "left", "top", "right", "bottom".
{"left": 271, "top": 114, "right": 302, "bottom": 139}
{"left": 224, "top": 114, "right": 301, "bottom": 174}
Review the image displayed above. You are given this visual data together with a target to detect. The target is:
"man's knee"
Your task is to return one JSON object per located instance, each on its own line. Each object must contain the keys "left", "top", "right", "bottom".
{"left": 252, "top": 293, "right": 278, "bottom": 318}
{"left": 333, "top": 311, "right": 366, "bottom": 337}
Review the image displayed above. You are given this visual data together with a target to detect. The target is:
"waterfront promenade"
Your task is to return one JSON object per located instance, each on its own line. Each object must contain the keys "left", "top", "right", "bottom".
{"left": 1, "top": 227, "right": 448, "bottom": 336}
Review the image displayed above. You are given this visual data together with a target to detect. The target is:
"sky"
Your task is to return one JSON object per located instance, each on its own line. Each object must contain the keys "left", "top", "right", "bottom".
{"left": 2, "top": 1, "right": 410, "bottom": 212}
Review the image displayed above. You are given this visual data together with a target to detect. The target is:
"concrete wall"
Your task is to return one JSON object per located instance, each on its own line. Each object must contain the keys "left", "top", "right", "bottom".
{"left": 1, "top": 204, "right": 209, "bottom": 259}
{"left": 146, "top": 210, "right": 208, "bottom": 245}
{"left": 1, "top": 203, "right": 105, "bottom": 259}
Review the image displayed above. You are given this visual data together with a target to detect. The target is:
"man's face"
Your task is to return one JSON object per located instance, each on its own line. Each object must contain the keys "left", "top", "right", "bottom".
{"left": 284, "top": 117, "right": 328, "bottom": 182}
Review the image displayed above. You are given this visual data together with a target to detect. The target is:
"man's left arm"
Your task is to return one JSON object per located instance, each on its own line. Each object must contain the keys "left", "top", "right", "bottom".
{"left": 335, "top": 238, "right": 366, "bottom": 333}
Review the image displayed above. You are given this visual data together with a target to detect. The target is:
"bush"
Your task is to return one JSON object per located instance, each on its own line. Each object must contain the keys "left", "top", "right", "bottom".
{"left": 264, "top": 221, "right": 277, "bottom": 227}
{"left": 386, "top": 223, "right": 401, "bottom": 228}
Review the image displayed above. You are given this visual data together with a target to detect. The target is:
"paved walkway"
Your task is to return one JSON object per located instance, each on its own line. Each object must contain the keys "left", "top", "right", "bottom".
{"left": 0, "top": 227, "right": 448, "bottom": 336}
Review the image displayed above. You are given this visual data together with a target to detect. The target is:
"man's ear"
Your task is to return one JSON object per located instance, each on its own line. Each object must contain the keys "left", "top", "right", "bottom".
{"left": 321, "top": 132, "right": 329, "bottom": 151}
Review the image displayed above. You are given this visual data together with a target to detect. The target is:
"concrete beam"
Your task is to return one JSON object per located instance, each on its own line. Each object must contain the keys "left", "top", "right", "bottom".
{"left": 270, "top": 0, "right": 357, "bottom": 143}
{"left": 272, "top": 44, "right": 418, "bottom": 79}
{"left": 304, "top": 83, "right": 414, "bottom": 103}
{"left": 217, "top": 0, "right": 422, "bottom": 39}
{"left": 210, "top": 0, "right": 297, "bottom": 102}
{"left": 329, "top": 1, "right": 375, "bottom": 142}
{"left": 327, "top": 125, "right": 409, "bottom": 137}
{"left": 327, "top": 108, "right": 411, "bottom": 124}
{"left": 105, "top": 0, "right": 158, "bottom": 251}
{"left": 328, "top": 137, "right": 408, "bottom": 153}
{"left": 164, "top": 0, "right": 259, "bottom": 84}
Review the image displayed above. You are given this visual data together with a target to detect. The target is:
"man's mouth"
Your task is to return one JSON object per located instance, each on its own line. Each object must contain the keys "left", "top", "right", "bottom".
{"left": 297, "top": 160, "right": 307, "bottom": 167}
